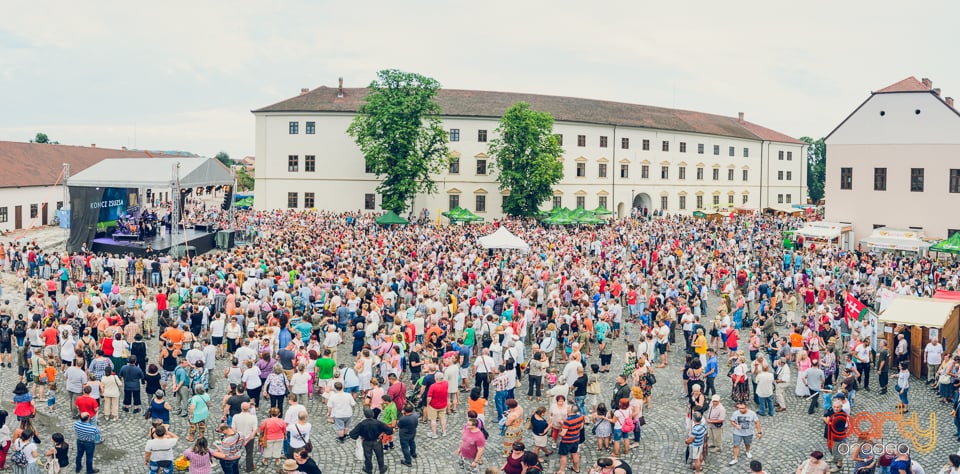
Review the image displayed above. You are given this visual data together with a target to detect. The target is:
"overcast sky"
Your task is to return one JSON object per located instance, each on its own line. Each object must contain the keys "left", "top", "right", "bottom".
{"left": 1, "top": 1, "right": 957, "bottom": 159}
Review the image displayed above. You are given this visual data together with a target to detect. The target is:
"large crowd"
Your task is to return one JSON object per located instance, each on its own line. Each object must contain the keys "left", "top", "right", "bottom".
{"left": 0, "top": 207, "right": 959, "bottom": 474}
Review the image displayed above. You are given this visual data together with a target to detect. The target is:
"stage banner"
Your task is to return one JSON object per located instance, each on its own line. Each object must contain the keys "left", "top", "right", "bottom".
{"left": 58, "top": 209, "right": 70, "bottom": 229}
{"left": 67, "top": 186, "right": 105, "bottom": 252}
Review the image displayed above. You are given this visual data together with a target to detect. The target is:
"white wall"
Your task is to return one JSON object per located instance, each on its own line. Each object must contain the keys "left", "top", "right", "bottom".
{"left": 0, "top": 185, "right": 66, "bottom": 233}
{"left": 828, "top": 92, "right": 960, "bottom": 145}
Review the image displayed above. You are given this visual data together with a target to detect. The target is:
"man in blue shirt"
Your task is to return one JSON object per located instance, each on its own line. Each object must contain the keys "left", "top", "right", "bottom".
{"left": 704, "top": 349, "right": 719, "bottom": 397}
{"left": 74, "top": 412, "right": 102, "bottom": 473}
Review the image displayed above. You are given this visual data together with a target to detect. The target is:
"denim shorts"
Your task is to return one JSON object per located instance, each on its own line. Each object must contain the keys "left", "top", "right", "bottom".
{"left": 612, "top": 428, "right": 624, "bottom": 441}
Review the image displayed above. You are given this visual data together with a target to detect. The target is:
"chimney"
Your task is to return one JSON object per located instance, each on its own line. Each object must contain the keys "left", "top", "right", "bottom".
{"left": 299, "top": 88, "right": 309, "bottom": 95}
{"left": 947, "top": 97, "right": 955, "bottom": 108}
{"left": 933, "top": 88, "right": 941, "bottom": 97}
{"left": 738, "top": 112, "right": 745, "bottom": 123}
{"left": 90, "top": 144, "right": 96, "bottom": 148}
{"left": 922, "top": 77, "right": 932, "bottom": 89}
{"left": 337, "top": 77, "right": 344, "bottom": 98}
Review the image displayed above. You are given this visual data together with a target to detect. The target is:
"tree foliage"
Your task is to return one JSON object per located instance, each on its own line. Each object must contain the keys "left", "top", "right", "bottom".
{"left": 30, "top": 132, "right": 58, "bottom": 144}
{"left": 488, "top": 102, "right": 564, "bottom": 217}
{"left": 347, "top": 69, "right": 449, "bottom": 214}
{"left": 800, "top": 136, "right": 826, "bottom": 203}
{"left": 215, "top": 151, "right": 233, "bottom": 167}
{"left": 236, "top": 166, "right": 255, "bottom": 191}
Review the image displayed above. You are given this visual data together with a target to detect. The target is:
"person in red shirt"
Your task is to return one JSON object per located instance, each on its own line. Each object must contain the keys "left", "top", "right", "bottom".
{"left": 76, "top": 385, "right": 99, "bottom": 419}
{"left": 426, "top": 377, "right": 449, "bottom": 438}
{"left": 41, "top": 324, "right": 59, "bottom": 359}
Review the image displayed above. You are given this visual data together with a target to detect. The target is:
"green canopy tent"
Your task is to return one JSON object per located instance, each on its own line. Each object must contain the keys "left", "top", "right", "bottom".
{"left": 374, "top": 211, "right": 409, "bottom": 225}
{"left": 592, "top": 205, "right": 614, "bottom": 216}
{"left": 931, "top": 233, "right": 960, "bottom": 255}
{"left": 692, "top": 211, "right": 707, "bottom": 218}
{"left": 442, "top": 206, "right": 484, "bottom": 223}
{"left": 572, "top": 206, "right": 604, "bottom": 225}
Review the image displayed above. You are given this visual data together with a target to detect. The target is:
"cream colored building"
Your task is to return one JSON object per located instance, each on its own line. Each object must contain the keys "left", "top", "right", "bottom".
{"left": 253, "top": 82, "right": 806, "bottom": 218}
{"left": 825, "top": 76, "right": 960, "bottom": 241}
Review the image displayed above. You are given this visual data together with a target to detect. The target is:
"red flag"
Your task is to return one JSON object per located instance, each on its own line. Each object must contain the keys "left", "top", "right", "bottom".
{"left": 844, "top": 293, "right": 868, "bottom": 326}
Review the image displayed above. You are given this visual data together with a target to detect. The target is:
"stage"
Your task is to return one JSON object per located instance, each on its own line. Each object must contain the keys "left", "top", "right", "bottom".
{"left": 91, "top": 228, "right": 217, "bottom": 257}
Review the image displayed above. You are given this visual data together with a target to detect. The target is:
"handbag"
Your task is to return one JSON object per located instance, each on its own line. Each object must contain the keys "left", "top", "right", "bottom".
{"left": 258, "top": 432, "right": 267, "bottom": 449}
{"left": 45, "top": 457, "right": 62, "bottom": 474}
{"left": 354, "top": 438, "right": 364, "bottom": 461}
{"left": 587, "top": 374, "right": 601, "bottom": 395}
{"left": 295, "top": 424, "right": 313, "bottom": 453}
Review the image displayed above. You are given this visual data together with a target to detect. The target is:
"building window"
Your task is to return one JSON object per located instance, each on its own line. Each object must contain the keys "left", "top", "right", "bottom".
{"left": 911, "top": 168, "right": 924, "bottom": 192}
{"left": 786, "top": 171, "right": 792, "bottom": 180}
{"left": 364, "top": 160, "right": 374, "bottom": 174}
{"left": 476, "top": 159, "right": 487, "bottom": 175}
{"left": 698, "top": 143, "right": 704, "bottom": 154}
{"left": 778, "top": 170, "right": 784, "bottom": 180}
{"left": 950, "top": 169, "right": 960, "bottom": 193}
{"left": 742, "top": 170, "right": 749, "bottom": 181}
{"left": 728, "top": 146, "right": 735, "bottom": 157}
{"left": 728, "top": 195, "right": 734, "bottom": 205}
{"left": 661, "top": 166, "right": 669, "bottom": 180}
{"left": 552, "top": 196, "right": 562, "bottom": 209}
{"left": 840, "top": 167, "right": 852, "bottom": 189}
{"left": 641, "top": 165, "right": 649, "bottom": 179}
{"left": 642, "top": 139, "right": 650, "bottom": 151}
{"left": 576, "top": 196, "right": 585, "bottom": 208}
{"left": 728, "top": 169, "right": 734, "bottom": 181}
{"left": 777, "top": 194, "right": 784, "bottom": 204}
{"left": 56, "top": 201, "right": 63, "bottom": 210}
{"left": 477, "top": 130, "right": 487, "bottom": 142}
{"left": 305, "top": 122, "right": 315, "bottom": 134}
{"left": 287, "top": 192, "right": 298, "bottom": 208}
{"left": 786, "top": 194, "right": 792, "bottom": 204}
{"left": 554, "top": 134, "right": 563, "bottom": 146}
{"left": 598, "top": 163, "right": 607, "bottom": 178}
{"left": 599, "top": 136, "right": 608, "bottom": 148}
{"left": 29, "top": 204, "right": 37, "bottom": 218}
{"left": 678, "top": 167, "right": 686, "bottom": 180}
{"left": 712, "top": 168, "right": 719, "bottom": 181}
{"left": 743, "top": 147, "right": 749, "bottom": 158}
{"left": 0, "top": 207, "right": 6, "bottom": 223}
{"left": 304, "top": 192, "right": 315, "bottom": 208}
{"left": 873, "top": 168, "right": 887, "bottom": 191}
{"left": 696, "top": 195, "right": 703, "bottom": 209}
{"left": 304, "top": 155, "right": 316, "bottom": 172}
{"left": 787, "top": 151, "right": 793, "bottom": 161}
{"left": 620, "top": 164, "right": 629, "bottom": 178}
{"left": 712, "top": 195, "right": 720, "bottom": 206}
{"left": 577, "top": 135, "right": 586, "bottom": 147}
{"left": 475, "top": 195, "right": 486, "bottom": 212}
{"left": 713, "top": 145, "right": 720, "bottom": 156}
{"left": 622, "top": 137, "right": 630, "bottom": 149}
{"left": 287, "top": 155, "right": 299, "bottom": 172}
{"left": 679, "top": 195, "right": 686, "bottom": 210}
{"left": 662, "top": 140, "right": 669, "bottom": 152}
{"left": 696, "top": 167, "right": 704, "bottom": 180}
{"left": 576, "top": 163, "right": 586, "bottom": 177}
{"left": 598, "top": 196, "right": 607, "bottom": 209}
{"left": 660, "top": 196, "right": 668, "bottom": 210}
{"left": 364, "top": 193, "right": 375, "bottom": 210}
{"left": 778, "top": 151, "right": 784, "bottom": 161}
{"left": 449, "top": 157, "right": 460, "bottom": 174}
{"left": 288, "top": 122, "right": 298, "bottom": 134}
{"left": 449, "top": 194, "right": 460, "bottom": 210}
{"left": 449, "top": 129, "right": 460, "bottom": 142}
{"left": 742, "top": 194, "right": 748, "bottom": 204}
{"left": 501, "top": 195, "right": 508, "bottom": 209}
{"left": 680, "top": 142, "right": 687, "bottom": 153}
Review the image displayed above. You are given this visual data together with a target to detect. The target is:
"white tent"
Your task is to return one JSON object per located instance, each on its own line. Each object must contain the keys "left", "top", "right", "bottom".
{"left": 67, "top": 157, "right": 234, "bottom": 188}
{"left": 478, "top": 226, "right": 530, "bottom": 253}
{"left": 860, "top": 227, "right": 931, "bottom": 253}
{"left": 878, "top": 295, "right": 959, "bottom": 328}
{"left": 796, "top": 221, "right": 846, "bottom": 240}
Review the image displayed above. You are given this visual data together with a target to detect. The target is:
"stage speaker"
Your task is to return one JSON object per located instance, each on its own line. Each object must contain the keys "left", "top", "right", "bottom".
{"left": 216, "top": 230, "right": 236, "bottom": 249}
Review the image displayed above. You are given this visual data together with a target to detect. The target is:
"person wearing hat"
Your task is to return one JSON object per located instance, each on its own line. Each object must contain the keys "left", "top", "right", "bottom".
{"left": 704, "top": 395, "right": 726, "bottom": 453}
{"left": 281, "top": 459, "right": 303, "bottom": 474}
{"left": 349, "top": 408, "right": 393, "bottom": 474}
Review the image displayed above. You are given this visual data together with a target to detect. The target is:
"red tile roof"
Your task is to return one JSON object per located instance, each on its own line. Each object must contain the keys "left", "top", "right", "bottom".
{"left": 0, "top": 141, "right": 161, "bottom": 188}
{"left": 875, "top": 76, "right": 931, "bottom": 93}
{"left": 254, "top": 86, "right": 801, "bottom": 144}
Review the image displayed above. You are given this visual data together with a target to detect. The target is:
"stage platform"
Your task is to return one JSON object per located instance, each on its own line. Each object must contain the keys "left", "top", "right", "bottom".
{"left": 91, "top": 229, "right": 216, "bottom": 257}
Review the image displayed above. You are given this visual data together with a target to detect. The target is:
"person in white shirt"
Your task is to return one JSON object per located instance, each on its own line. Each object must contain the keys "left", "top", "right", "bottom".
{"left": 209, "top": 314, "right": 226, "bottom": 359}
{"left": 327, "top": 382, "right": 357, "bottom": 442}
{"left": 773, "top": 358, "right": 791, "bottom": 412}
{"left": 925, "top": 337, "right": 944, "bottom": 386}
{"left": 231, "top": 402, "right": 259, "bottom": 472}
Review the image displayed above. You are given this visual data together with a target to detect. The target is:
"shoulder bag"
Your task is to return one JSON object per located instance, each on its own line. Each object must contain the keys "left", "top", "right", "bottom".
{"left": 295, "top": 424, "right": 313, "bottom": 453}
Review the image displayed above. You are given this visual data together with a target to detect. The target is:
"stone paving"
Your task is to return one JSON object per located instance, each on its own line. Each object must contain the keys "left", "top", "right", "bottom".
{"left": 2, "top": 272, "right": 959, "bottom": 473}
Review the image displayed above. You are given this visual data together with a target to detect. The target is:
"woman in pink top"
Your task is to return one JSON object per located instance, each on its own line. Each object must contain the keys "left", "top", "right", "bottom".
{"left": 366, "top": 378, "right": 385, "bottom": 418}
{"left": 181, "top": 437, "right": 213, "bottom": 474}
{"left": 258, "top": 407, "right": 287, "bottom": 466}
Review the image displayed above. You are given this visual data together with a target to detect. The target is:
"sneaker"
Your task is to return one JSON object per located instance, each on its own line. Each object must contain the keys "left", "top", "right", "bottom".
{"left": 728, "top": 459, "right": 738, "bottom": 465}
{"left": 745, "top": 452, "right": 753, "bottom": 459}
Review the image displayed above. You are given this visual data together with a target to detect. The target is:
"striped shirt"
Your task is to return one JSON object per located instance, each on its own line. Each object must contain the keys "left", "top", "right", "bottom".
{"left": 74, "top": 420, "right": 101, "bottom": 443}
{"left": 561, "top": 415, "right": 584, "bottom": 444}
{"left": 689, "top": 423, "right": 707, "bottom": 447}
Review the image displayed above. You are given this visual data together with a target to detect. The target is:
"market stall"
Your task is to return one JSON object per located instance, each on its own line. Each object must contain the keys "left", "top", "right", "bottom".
{"left": 795, "top": 221, "right": 855, "bottom": 250}
{"left": 859, "top": 227, "right": 931, "bottom": 254}
{"left": 878, "top": 295, "right": 960, "bottom": 378}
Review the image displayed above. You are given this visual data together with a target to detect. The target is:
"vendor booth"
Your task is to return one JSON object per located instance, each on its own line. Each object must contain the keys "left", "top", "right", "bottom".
{"left": 795, "top": 221, "right": 855, "bottom": 251}
{"left": 478, "top": 226, "right": 530, "bottom": 253}
{"left": 878, "top": 295, "right": 960, "bottom": 378}
{"left": 859, "top": 227, "right": 931, "bottom": 254}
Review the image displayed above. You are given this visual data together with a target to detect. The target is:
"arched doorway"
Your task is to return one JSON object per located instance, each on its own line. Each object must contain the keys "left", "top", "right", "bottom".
{"left": 632, "top": 192, "right": 652, "bottom": 216}
{"left": 617, "top": 202, "right": 625, "bottom": 218}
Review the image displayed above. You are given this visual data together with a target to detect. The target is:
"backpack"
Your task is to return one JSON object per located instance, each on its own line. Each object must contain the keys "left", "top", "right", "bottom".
{"left": 11, "top": 441, "right": 29, "bottom": 467}
{"left": 618, "top": 409, "right": 635, "bottom": 433}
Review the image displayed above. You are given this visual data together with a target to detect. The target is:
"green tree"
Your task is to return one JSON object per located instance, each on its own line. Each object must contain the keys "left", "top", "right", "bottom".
{"left": 236, "top": 166, "right": 255, "bottom": 191}
{"left": 29, "top": 132, "right": 58, "bottom": 144}
{"left": 488, "top": 102, "right": 564, "bottom": 217}
{"left": 800, "top": 136, "right": 826, "bottom": 203}
{"left": 347, "top": 69, "right": 449, "bottom": 214}
{"left": 215, "top": 151, "right": 233, "bottom": 167}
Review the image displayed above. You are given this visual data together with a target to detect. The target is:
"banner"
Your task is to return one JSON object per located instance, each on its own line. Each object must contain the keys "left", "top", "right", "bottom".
{"left": 67, "top": 186, "right": 106, "bottom": 252}
{"left": 845, "top": 292, "right": 868, "bottom": 327}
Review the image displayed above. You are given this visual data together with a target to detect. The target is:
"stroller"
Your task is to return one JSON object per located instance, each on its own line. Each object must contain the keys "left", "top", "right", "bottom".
{"left": 407, "top": 376, "right": 426, "bottom": 417}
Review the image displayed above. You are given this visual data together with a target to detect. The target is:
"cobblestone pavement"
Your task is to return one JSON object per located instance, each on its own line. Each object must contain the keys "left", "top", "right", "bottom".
{"left": 1, "top": 272, "right": 958, "bottom": 473}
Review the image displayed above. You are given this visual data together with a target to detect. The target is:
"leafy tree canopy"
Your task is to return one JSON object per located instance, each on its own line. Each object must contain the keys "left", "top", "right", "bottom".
{"left": 800, "top": 136, "right": 826, "bottom": 203}
{"left": 30, "top": 132, "right": 58, "bottom": 144}
{"left": 347, "top": 69, "right": 449, "bottom": 214}
{"left": 214, "top": 151, "right": 233, "bottom": 167}
{"left": 488, "top": 102, "right": 564, "bottom": 217}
